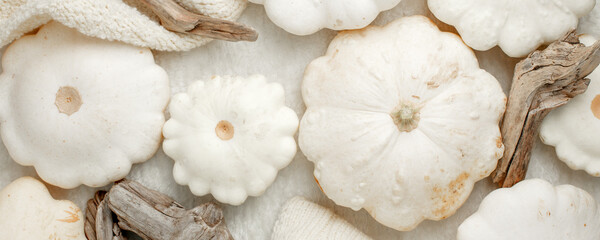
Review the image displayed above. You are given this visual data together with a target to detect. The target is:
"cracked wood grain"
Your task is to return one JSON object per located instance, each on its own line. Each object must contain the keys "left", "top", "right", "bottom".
{"left": 137, "top": 0, "right": 258, "bottom": 42}
{"left": 84, "top": 180, "right": 232, "bottom": 240}
{"left": 492, "top": 30, "right": 600, "bottom": 188}
{"left": 106, "top": 180, "right": 233, "bottom": 240}
{"left": 84, "top": 191, "right": 125, "bottom": 240}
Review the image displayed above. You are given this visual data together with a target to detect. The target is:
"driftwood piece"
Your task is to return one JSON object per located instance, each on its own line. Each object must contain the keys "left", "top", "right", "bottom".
{"left": 137, "top": 0, "right": 258, "bottom": 42}
{"left": 84, "top": 191, "right": 102, "bottom": 240}
{"left": 492, "top": 30, "right": 600, "bottom": 188}
{"left": 106, "top": 180, "right": 233, "bottom": 240}
{"left": 84, "top": 191, "right": 125, "bottom": 240}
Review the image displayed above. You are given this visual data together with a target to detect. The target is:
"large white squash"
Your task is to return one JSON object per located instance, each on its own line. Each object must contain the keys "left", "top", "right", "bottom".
{"left": 298, "top": 16, "right": 506, "bottom": 230}
{"left": 0, "top": 22, "right": 170, "bottom": 188}
{"left": 458, "top": 179, "right": 600, "bottom": 240}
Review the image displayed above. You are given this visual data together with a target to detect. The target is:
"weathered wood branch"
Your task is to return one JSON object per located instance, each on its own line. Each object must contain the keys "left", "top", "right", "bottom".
{"left": 492, "top": 30, "right": 600, "bottom": 187}
{"left": 84, "top": 191, "right": 125, "bottom": 240}
{"left": 137, "top": 0, "right": 258, "bottom": 42}
{"left": 84, "top": 191, "right": 102, "bottom": 240}
{"left": 106, "top": 180, "right": 233, "bottom": 240}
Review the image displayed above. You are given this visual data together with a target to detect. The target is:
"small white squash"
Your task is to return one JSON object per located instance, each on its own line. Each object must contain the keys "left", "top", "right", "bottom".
{"left": 540, "top": 35, "right": 600, "bottom": 176}
{"left": 248, "top": 0, "right": 402, "bottom": 35}
{"left": 163, "top": 75, "right": 299, "bottom": 205}
{"left": 0, "top": 22, "right": 170, "bottom": 188}
{"left": 458, "top": 179, "right": 600, "bottom": 240}
{"left": 298, "top": 15, "right": 506, "bottom": 230}
{"left": 0, "top": 177, "right": 86, "bottom": 240}
{"left": 428, "top": 0, "right": 595, "bottom": 57}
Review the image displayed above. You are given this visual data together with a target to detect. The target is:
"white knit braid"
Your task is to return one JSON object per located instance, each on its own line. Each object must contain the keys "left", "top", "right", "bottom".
{"left": 272, "top": 197, "right": 372, "bottom": 240}
{"left": 0, "top": 0, "right": 246, "bottom": 51}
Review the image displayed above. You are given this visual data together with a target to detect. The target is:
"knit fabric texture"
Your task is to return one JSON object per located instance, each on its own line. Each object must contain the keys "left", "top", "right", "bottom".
{"left": 272, "top": 197, "right": 372, "bottom": 240}
{"left": 0, "top": 0, "right": 246, "bottom": 51}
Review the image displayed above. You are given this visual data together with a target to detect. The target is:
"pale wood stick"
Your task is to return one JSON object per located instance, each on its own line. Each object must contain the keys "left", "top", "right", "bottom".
{"left": 137, "top": 0, "right": 258, "bottom": 42}
{"left": 106, "top": 180, "right": 233, "bottom": 240}
{"left": 84, "top": 191, "right": 125, "bottom": 240}
{"left": 492, "top": 30, "right": 600, "bottom": 187}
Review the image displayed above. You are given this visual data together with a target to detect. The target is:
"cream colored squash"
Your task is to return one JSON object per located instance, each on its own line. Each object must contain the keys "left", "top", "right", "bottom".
{"left": 458, "top": 179, "right": 600, "bottom": 240}
{"left": 163, "top": 75, "right": 299, "bottom": 205}
{"left": 0, "top": 22, "right": 170, "bottom": 188}
{"left": 0, "top": 177, "right": 85, "bottom": 240}
{"left": 428, "top": 0, "right": 595, "bottom": 57}
{"left": 540, "top": 35, "right": 600, "bottom": 176}
{"left": 248, "top": 0, "right": 402, "bottom": 35}
{"left": 298, "top": 16, "right": 506, "bottom": 230}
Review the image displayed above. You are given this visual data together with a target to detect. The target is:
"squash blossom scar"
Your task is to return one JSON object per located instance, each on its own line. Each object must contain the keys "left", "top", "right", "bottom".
{"left": 391, "top": 100, "right": 421, "bottom": 132}
{"left": 591, "top": 95, "right": 600, "bottom": 120}
{"left": 55, "top": 86, "right": 82, "bottom": 116}
{"left": 215, "top": 120, "right": 234, "bottom": 140}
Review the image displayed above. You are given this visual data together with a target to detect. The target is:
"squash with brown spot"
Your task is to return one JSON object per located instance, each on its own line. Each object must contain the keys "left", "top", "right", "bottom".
{"left": 299, "top": 16, "right": 506, "bottom": 231}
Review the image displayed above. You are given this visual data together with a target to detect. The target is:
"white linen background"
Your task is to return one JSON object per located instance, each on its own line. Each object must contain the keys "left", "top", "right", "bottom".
{"left": 1, "top": 0, "right": 600, "bottom": 239}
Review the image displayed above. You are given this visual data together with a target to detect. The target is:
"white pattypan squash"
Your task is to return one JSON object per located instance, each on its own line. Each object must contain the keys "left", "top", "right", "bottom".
{"left": 0, "top": 177, "right": 86, "bottom": 240}
{"left": 458, "top": 179, "right": 600, "bottom": 240}
{"left": 248, "top": 0, "right": 402, "bottom": 35}
{"left": 540, "top": 35, "right": 600, "bottom": 176}
{"left": 0, "top": 22, "right": 170, "bottom": 189}
{"left": 298, "top": 16, "right": 506, "bottom": 231}
{"left": 163, "top": 75, "right": 299, "bottom": 205}
{"left": 428, "top": 0, "right": 595, "bottom": 58}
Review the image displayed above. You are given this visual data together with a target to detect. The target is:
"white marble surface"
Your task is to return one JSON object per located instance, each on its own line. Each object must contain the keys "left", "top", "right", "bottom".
{"left": 1, "top": 1, "right": 600, "bottom": 239}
